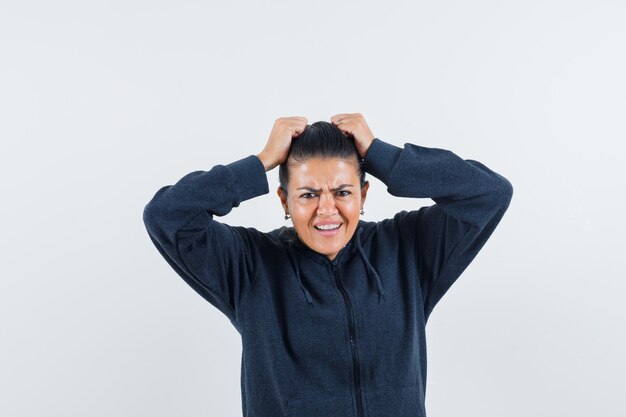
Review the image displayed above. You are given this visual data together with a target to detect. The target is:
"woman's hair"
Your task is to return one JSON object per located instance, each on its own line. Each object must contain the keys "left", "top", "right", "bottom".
{"left": 278, "top": 121, "right": 367, "bottom": 194}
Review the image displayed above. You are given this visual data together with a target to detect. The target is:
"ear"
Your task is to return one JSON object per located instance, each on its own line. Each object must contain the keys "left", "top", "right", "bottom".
{"left": 277, "top": 186, "right": 288, "bottom": 212}
{"left": 360, "top": 181, "right": 370, "bottom": 205}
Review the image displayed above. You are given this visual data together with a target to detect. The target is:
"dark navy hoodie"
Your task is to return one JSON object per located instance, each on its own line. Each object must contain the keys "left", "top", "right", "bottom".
{"left": 142, "top": 138, "right": 513, "bottom": 417}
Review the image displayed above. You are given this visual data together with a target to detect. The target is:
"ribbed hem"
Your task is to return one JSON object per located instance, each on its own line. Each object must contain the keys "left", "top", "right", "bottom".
{"left": 226, "top": 155, "right": 270, "bottom": 202}
{"left": 363, "top": 138, "right": 402, "bottom": 185}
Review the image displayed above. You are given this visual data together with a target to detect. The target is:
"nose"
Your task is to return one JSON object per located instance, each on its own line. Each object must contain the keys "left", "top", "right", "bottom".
{"left": 317, "top": 193, "right": 338, "bottom": 216}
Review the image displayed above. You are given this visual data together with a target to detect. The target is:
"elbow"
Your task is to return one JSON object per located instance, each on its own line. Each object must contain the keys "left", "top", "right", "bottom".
{"left": 142, "top": 202, "right": 159, "bottom": 237}
{"left": 467, "top": 159, "right": 513, "bottom": 210}
{"left": 142, "top": 185, "right": 173, "bottom": 235}
{"left": 495, "top": 176, "right": 513, "bottom": 207}
{"left": 142, "top": 195, "right": 168, "bottom": 237}
{"left": 487, "top": 176, "right": 513, "bottom": 218}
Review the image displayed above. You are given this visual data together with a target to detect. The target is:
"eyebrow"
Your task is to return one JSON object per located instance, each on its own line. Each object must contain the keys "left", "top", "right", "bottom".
{"left": 296, "top": 184, "right": 354, "bottom": 192}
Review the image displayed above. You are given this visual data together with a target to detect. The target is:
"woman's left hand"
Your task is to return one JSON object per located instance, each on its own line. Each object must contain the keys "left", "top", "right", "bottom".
{"left": 330, "top": 113, "right": 375, "bottom": 159}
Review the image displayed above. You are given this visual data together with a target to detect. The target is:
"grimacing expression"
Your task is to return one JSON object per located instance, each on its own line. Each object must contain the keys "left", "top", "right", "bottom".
{"left": 277, "top": 157, "right": 369, "bottom": 260}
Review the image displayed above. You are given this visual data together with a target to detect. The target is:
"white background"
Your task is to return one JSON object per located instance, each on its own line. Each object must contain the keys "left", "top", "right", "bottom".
{"left": 1, "top": 1, "right": 624, "bottom": 416}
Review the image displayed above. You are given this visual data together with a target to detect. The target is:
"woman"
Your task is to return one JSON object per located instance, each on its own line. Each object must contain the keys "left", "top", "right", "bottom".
{"left": 143, "top": 113, "right": 513, "bottom": 417}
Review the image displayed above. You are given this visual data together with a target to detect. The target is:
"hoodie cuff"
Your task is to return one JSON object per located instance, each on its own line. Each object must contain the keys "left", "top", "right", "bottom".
{"left": 363, "top": 138, "right": 402, "bottom": 185}
{"left": 226, "top": 155, "right": 270, "bottom": 202}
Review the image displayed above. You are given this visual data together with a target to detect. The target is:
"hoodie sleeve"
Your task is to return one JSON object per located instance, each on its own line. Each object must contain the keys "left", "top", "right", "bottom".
{"left": 142, "top": 155, "right": 269, "bottom": 324}
{"left": 362, "top": 138, "right": 513, "bottom": 321}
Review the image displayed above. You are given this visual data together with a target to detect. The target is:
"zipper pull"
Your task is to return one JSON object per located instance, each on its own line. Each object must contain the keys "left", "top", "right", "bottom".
{"left": 330, "top": 258, "right": 338, "bottom": 274}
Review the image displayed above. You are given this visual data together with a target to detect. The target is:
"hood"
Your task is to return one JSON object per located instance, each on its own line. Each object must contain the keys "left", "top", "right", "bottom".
{"left": 280, "top": 222, "right": 386, "bottom": 307}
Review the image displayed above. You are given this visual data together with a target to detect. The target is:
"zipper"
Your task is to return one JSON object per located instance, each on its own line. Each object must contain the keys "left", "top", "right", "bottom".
{"left": 330, "top": 259, "right": 365, "bottom": 417}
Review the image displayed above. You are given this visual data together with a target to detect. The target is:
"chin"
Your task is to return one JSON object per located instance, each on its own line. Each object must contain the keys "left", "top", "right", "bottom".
{"left": 297, "top": 224, "right": 355, "bottom": 257}
{"left": 315, "top": 239, "right": 346, "bottom": 256}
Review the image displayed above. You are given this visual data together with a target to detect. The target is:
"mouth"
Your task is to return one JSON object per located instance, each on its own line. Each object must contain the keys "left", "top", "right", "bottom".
{"left": 313, "top": 222, "right": 343, "bottom": 236}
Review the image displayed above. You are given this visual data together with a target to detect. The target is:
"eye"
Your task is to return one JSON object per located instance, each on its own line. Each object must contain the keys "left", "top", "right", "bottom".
{"left": 300, "top": 193, "right": 318, "bottom": 199}
{"left": 336, "top": 190, "right": 351, "bottom": 197}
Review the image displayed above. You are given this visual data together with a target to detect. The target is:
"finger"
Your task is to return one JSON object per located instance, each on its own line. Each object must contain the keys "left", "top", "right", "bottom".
{"left": 331, "top": 117, "right": 352, "bottom": 136}
{"left": 337, "top": 117, "right": 355, "bottom": 132}
{"left": 331, "top": 114, "right": 348, "bottom": 124}
{"left": 337, "top": 115, "right": 349, "bottom": 124}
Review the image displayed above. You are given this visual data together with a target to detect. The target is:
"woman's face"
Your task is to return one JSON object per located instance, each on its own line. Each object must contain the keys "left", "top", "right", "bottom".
{"left": 277, "top": 157, "right": 369, "bottom": 261}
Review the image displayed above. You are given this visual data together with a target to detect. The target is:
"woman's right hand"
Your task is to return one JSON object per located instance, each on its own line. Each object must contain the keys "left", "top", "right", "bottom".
{"left": 257, "top": 116, "right": 308, "bottom": 172}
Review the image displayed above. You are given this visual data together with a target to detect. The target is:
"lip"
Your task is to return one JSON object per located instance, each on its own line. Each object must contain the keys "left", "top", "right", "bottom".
{"left": 313, "top": 222, "right": 343, "bottom": 237}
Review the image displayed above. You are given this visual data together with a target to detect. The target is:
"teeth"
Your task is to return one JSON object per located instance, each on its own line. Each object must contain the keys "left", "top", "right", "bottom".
{"left": 315, "top": 223, "right": 341, "bottom": 230}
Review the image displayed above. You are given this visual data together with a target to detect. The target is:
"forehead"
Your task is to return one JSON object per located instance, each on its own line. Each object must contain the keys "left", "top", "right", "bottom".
{"left": 288, "top": 157, "right": 359, "bottom": 186}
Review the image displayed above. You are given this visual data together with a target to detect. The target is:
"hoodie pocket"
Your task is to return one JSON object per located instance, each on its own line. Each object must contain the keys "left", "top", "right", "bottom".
{"left": 285, "top": 394, "right": 355, "bottom": 417}
{"left": 364, "top": 385, "right": 424, "bottom": 417}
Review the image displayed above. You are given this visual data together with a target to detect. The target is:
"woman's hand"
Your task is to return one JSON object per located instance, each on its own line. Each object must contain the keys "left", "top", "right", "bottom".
{"left": 257, "top": 116, "right": 308, "bottom": 171}
{"left": 330, "top": 113, "right": 375, "bottom": 159}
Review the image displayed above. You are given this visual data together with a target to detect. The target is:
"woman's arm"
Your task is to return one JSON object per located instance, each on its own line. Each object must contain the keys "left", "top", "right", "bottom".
{"left": 142, "top": 155, "right": 269, "bottom": 325}
{"left": 362, "top": 137, "right": 513, "bottom": 321}
{"left": 142, "top": 117, "right": 308, "bottom": 325}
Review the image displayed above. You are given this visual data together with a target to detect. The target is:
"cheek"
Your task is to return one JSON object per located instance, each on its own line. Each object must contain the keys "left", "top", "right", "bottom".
{"left": 290, "top": 202, "right": 315, "bottom": 222}
{"left": 336, "top": 200, "right": 361, "bottom": 220}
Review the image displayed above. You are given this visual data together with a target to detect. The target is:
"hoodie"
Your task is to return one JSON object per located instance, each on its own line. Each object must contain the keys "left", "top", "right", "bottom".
{"left": 142, "top": 137, "right": 513, "bottom": 417}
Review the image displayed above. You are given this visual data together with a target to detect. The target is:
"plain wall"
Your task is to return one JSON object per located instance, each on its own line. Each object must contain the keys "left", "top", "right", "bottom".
{"left": 1, "top": 0, "right": 624, "bottom": 416}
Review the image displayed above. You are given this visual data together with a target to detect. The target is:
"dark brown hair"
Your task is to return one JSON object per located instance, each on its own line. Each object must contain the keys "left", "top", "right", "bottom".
{"left": 278, "top": 121, "right": 366, "bottom": 193}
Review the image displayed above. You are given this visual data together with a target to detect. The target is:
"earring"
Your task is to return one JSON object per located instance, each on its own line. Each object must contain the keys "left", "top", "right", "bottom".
{"left": 284, "top": 213, "right": 291, "bottom": 220}
{"left": 360, "top": 208, "right": 365, "bottom": 215}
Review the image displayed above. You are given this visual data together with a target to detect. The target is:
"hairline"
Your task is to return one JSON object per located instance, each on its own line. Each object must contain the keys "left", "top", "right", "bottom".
{"left": 283, "top": 154, "right": 363, "bottom": 181}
